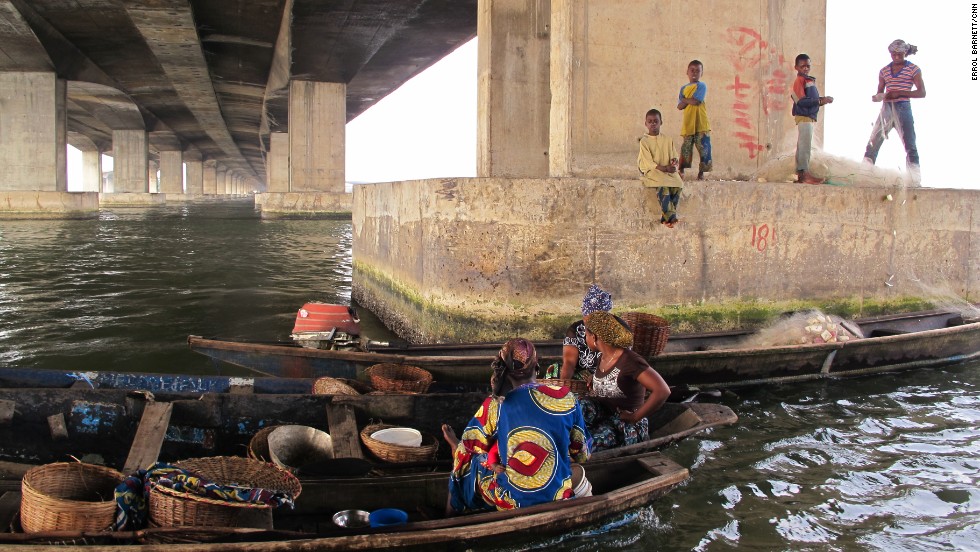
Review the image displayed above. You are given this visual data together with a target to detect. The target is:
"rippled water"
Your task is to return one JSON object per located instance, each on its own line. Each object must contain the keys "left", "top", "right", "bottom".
{"left": 1, "top": 201, "right": 978, "bottom": 549}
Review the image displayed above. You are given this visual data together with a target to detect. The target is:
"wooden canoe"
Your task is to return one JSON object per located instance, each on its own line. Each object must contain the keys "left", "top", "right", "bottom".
{"left": 0, "top": 378, "right": 735, "bottom": 473}
{"left": 0, "top": 450, "right": 689, "bottom": 550}
{"left": 187, "top": 307, "right": 980, "bottom": 388}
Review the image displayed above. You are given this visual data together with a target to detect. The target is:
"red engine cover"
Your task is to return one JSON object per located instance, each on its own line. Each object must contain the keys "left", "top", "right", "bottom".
{"left": 292, "top": 303, "right": 361, "bottom": 335}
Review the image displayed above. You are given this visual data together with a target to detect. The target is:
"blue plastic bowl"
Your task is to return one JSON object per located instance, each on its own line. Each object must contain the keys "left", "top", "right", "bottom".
{"left": 369, "top": 508, "right": 409, "bottom": 527}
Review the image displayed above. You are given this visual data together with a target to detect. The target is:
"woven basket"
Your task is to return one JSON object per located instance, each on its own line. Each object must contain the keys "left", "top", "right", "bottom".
{"left": 247, "top": 425, "right": 282, "bottom": 462}
{"left": 360, "top": 423, "right": 438, "bottom": 463}
{"left": 539, "top": 377, "right": 590, "bottom": 395}
{"left": 311, "top": 376, "right": 361, "bottom": 396}
{"left": 21, "top": 462, "right": 123, "bottom": 533}
{"left": 621, "top": 312, "right": 670, "bottom": 358}
{"left": 364, "top": 363, "right": 432, "bottom": 394}
{"left": 149, "top": 456, "right": 302, "bottom": 528}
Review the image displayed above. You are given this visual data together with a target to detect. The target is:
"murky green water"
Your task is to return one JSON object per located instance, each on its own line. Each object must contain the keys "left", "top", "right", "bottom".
{"left": 1, "top": 201, "right": 977, "bottom": 549}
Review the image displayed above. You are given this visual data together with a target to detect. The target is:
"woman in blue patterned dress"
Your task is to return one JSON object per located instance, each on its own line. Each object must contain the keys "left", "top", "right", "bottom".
{"left": 443, "top": 338, "right": 593, "bottom": 514}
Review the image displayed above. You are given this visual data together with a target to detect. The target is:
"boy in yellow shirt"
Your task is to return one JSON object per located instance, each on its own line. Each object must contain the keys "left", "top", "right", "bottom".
{"left": 676, "top": 60, "right": 712, "bottom": 180}
{"left": 637, "top": 109, "right": 683, "bottom": 228}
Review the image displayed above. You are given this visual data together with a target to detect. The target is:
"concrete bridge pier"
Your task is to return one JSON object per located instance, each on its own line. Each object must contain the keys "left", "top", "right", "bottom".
{"left": 101, "top": 129, "right": 163, "bottom": 206}
{"left": 182, "top": 150, "right": 204, "bottom": 198}
{"left": 0, "top": 72, "right": 97, "bottom": 219}
{"left": 203, "top": 160, "right": 218, "bottom": 196}
{"left": 257, "top": 81, "right": 351, "bottom": 219}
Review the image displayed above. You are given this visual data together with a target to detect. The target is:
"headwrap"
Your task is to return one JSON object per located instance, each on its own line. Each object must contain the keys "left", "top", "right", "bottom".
{"left": 490, "top": 338, "right": 538, "bottom": 396}
{"left": 888, "top": 39, "right": 917, "bottom": 56}
{"left": 581, "top": 284, "right": 613, "bottom": 317}
{"left": 584, "top": 311, "right": 634, "bottom": 349}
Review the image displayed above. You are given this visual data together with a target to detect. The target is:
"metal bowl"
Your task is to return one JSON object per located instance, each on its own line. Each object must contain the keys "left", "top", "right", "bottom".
{"left": 332, "top": 509, "right": 370, "bottom": 528}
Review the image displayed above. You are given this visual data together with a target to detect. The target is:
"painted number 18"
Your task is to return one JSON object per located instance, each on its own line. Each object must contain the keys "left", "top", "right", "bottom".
{"left": 751, "top": 224, "right": 775, "bottom": 252}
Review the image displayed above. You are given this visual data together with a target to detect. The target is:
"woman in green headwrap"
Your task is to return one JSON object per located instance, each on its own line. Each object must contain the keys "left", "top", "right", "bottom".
{"left": 579, "top": 311, "right": 670, "bottom": 451}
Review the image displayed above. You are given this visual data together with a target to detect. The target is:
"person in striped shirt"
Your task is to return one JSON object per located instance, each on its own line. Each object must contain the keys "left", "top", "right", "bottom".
{"left": 863, "top": 39, "right": 926, "bottom": 178}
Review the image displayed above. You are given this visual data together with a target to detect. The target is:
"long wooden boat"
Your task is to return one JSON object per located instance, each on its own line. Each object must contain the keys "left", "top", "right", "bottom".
{"left": 188, "top": 307, "right": 980, "bottom": 388}
{"left": 0, "top": 449, "right": 689, "bottom": 550}
{"left": 0, "top": 377, "right": 735, "bottom": 472}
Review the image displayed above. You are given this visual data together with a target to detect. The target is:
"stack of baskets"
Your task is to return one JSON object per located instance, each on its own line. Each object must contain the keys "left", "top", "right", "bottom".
{"left": 247, "top": 425, "right": 282, "bottom": 462}
{"left": 360, "top": 423, "right": 438, "bottom": 464}
{"left": 621, "top": 311, "right": 670, "bottom": 358}
{"left": 364, "top": 363, "right": 432, "bottom": 394}
{"left": 20, "top": 462, "right": 123, "bottom": 533}
{"left": 149, "top": 456, "right": 302, "bottom": 528}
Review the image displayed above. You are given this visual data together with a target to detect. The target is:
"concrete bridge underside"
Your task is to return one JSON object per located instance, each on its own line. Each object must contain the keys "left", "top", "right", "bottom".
{"left": 0, "top": 0, "right": 476, "bottom": 217}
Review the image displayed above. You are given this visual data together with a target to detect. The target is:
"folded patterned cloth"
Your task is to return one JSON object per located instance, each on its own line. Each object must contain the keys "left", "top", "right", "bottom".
{"left": 114, "top": 462, "right": 296, "bottom": 530}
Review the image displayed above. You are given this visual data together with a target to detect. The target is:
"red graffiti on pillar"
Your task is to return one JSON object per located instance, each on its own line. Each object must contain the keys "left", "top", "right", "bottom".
{"left": 750, "top": 223, "right": 776, "bottom": 252}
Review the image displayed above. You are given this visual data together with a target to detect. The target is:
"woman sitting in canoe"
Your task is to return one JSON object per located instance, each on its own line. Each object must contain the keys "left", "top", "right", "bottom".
{"left": 442, "top": 338, "right": 592, "bottom": 514}
{"left": 579, "top": 311, "right": 671, "bottom": 451}
{"left": 557, "top": 284, "right": 611, "bottom": 380}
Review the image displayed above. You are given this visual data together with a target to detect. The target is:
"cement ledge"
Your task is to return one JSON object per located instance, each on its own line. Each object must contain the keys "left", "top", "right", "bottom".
{"left": 258, "top": 192, "right": 352, "bottom": 219}
{"left": 0, "top": 191, "right": 99, "bottom": 219}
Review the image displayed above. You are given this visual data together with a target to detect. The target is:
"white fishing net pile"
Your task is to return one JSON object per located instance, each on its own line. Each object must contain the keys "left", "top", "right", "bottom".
{"left": 752, "top": 149, "right": 914, "bottom": 188}
{"left": 737, "top": 310, "right": 861, "bottom": 349}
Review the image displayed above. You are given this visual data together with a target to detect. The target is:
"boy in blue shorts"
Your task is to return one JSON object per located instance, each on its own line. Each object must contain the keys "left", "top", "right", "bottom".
{"left": 676, "top": 60, "right": 712, "bottom": 180}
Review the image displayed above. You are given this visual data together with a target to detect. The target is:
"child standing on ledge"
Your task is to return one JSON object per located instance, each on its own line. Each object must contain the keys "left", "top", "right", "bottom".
{"left": 676, "top": 60, "right": 712, "bottom": 180}
{"left": 638, "top": 108, "right": 684, "bottom": 228}
{"left": 791, "top": 53, "right": 833, "bottom": 184}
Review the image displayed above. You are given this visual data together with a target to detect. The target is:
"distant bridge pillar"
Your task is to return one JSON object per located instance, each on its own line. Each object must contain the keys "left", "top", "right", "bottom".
{"left": 203, "top": 160, "right": 217, "bottom": 195}
{"left": 80, "top": 149, "right": 103, "bottom": 193}
{"left": 147, "top": 159, "right": 160, "bottom": 193}
{"left": 476, "top": 0, "right": 551, "bottom": 178}
{"left": 215, "top": 165, "right": 227, "bottom": 195}
{"left": 267, "top": 132, "right": 289, "bottom": 193}
{"left": 110, "top": 130, "right": 149, "bottom": 193}
{"left": 259, "top": 81, "right": 350, "bottom": 218}
{"left": 224, "top": 170, "right": 234, "bottom": 195}
{"left": 184, "top": 150, "right": 204, "bottom": 196}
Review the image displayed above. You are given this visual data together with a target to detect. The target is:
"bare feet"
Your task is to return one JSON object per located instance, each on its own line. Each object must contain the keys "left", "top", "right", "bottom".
{"left": 441, "top": 423, "right": 459, "bottom": 450}
{"left": 697, "top": 171, "right": 704, "bottom": 180}
{"left": 800, "top": 173, "right": 824, "bottom": 185}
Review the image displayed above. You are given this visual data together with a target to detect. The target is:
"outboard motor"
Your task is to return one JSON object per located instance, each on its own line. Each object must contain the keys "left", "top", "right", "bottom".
{"left": 291, "top": 303, "right": 362, "bottom": 350}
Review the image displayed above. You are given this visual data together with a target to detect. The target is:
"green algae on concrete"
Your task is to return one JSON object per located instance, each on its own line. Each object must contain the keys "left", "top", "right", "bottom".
{"left": 353, "top": 259, "right": 944, "bottom": 342}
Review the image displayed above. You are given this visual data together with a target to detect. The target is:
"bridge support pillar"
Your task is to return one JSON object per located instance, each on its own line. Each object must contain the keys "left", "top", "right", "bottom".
{"left": 81, "top": 150, "right": 103, "bottom": 192}
{"left": 101, "top": 130, "right": 161, "bottom": 205}
{"left": 184, "top": 150, "right": 204, "bottom": 196}
{"left": 215, "top": 165, "right": 227, "bottom": 196}
{"left": 477, "top": 0, "right": 551, "bottom": 178}
{"left": 267, "top": 133, "right": 289, "bottom": 193}
{"left": 203, "top": 160, "right": 217, "bottom": 195}
{"left": 159, "top": 149, "right": 183, "bottom": 195}
{"left": 258, "top": 81, "right": 351, "bottom": 218}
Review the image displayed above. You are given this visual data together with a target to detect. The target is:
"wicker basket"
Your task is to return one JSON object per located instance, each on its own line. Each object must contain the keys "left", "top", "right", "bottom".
{"left": 247, "top": 425, "right": 283, "bottom": 462}
{"left": 621, "top": 312, "right": 670, "bottom": 358}
{"left": 539, "top": 378, "right": 590, "bottom": 395}
{"left": 311, "top": 376, "right": 361, "bottom": 396}
{"left": 360, "top": 423, "right": 438, "bottom": 463}
{"left": 364, "top": 363, "right": 433, "bottom": 394}
{"left": 20, "top": 462, "right": 123, "bottom": 533}
{"left": 149, "top": 456, "right": 302, "bottom": 528}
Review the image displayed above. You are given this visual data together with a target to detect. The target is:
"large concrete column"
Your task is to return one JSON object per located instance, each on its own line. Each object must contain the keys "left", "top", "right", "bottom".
{"left": 289, "top": 81, "right": 345, "bottom": 192}
{"left": 224, "top": 171, "right": 234, "bottom": 195}
{"left": 147, "top": 159, "right": 160, "bottom": 193}
{"left": 476, "top": 0, "right": 551, "bottom": 177}
{"left": 184, "top": 150, "right": 204, "bottom": 196}
{"left": 215, "top": 166, "right": 227, "bottom": 195}
{"left": 548, "top": 0, "right": 825, "bottom": 179}
{"left": 267, "top": 132, "right": 289, "bottom": 192}
{"left": 260, "top": 82, "right": 351, "bottom": 218}
{"left": 111, "top": 130, "right": 149, "bottom": 193}
{"left": 203, "top": 160, "right": 217, "bottom": 195}
{"left": 159, "top": 151, "right": 183, "bottom": 194}
{"left": 0, "top": 72, "right": 67, "bottom": 192}
{"left": 80, "top": 150, "right": 103, "bottom": 193}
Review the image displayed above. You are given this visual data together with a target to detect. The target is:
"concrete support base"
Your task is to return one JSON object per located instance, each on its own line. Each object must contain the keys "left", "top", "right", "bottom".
{"left": 352, "top": 177, "right": 980, "bottom": 343}
{"left": 0, "top": 191, "right": 99, "bottom": 219}
{"left": 257, "top": 192, "right": 352, "bottom": 219}
{"left": 98, "top": 192, "right": 166, "bottom": 207}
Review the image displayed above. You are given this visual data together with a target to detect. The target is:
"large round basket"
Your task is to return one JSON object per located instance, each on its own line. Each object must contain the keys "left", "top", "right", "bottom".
{"left": 311, "top": 376, "right": 361, "bottom": 396}
{"left": 149, "top": 456, "right": 302, "bottom": 528}
{"left": 20, "top": 462, "right": 123, "bottom": 533}
{"left": 360, "top": 423, "right": 438, "bottom": 463}
{"left": 539, "top": 377, "right": 589, "bottom": 395}
{"left": 364, "top": 364, "right": 432, "bottom": 394}
{"left": 247, "top": 425, "right": 282, "bottom": 462}
{"left": 621, "top": 312, "right": 670, "bottom": 358}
